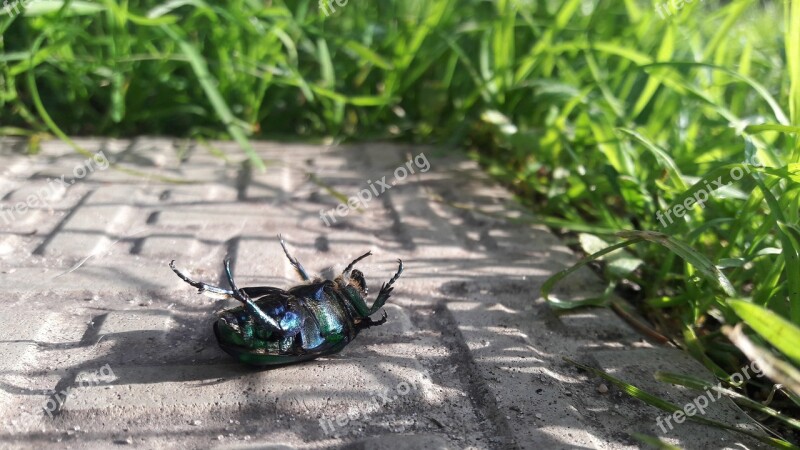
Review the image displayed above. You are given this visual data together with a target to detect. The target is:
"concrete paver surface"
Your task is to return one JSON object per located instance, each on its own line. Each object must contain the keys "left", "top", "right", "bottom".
{"left": 0, "top": 139, "right": 764, "bottom": 449}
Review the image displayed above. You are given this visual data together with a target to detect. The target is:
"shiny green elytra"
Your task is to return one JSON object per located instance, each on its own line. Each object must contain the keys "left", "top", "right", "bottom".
{"left": 169, "top": 237, "right": 403, "bottom": 366}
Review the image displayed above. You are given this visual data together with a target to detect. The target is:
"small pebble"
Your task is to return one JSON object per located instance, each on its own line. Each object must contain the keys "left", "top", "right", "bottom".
{"left": 190, "top": 420, "right": 202, "bottom": 426}
{"left": 597, "top": 383, "right": 609, "bottom": 394}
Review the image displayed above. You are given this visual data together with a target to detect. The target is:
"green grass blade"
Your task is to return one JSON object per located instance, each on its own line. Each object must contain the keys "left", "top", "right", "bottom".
{"left": 541, "top": 238, "right": 641, "bottom": 309}
{"left": 745, "top": 124, "right": 800, "bottom": 135}
{"left": 787, "top": 0, "right": 800, "bottom": 129}
{"left": 728, "top": 300, "right": 800, "bottom": 365}
{"left": 751, "top": 173, "right": 800, "bottom": 321}
{"left": 160, "top": 25, "right": 265, "bottom": 171}
{"left": 640, "top": 61, "right": 790, "bottom": 126}
{"left": 659, "top": 163, "right": 760, "bottom": 230}
{"left": 655, "top": 370, "right": 800, "bottom": 432}
{"left": 616, "top": 231, "right": 737, "bottom": 297}
{"left": 631, "top": 434, "right": 683, "bottom": 450}
{"left": 23, "top": 0, "right": 104, "bottom": 16}
{"left": 564, "top": 358, "right": 799, "bottom": 449}
{"left": 617, "top": 128, "right": 686, "bottom": 190}
{"left": 343, "top": 40, "right": 393, "bottom": 70}
{"left": 724, "top": 325, "right": 800, "bottom": 397}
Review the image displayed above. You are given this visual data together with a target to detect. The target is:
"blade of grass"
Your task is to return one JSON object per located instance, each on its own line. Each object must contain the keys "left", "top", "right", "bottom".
{"left": 564, "top": 357, "right": 798, "bottom": 449}
{"left": 728, "top": 299, "right": 800, "bottom": 366}
{"left": 160, "top": 25, "right": 265, "bottom": 171}
{"left": 25, "top": 8, "right": 191, "bottom": 183}
{"left": 724, "top": 324, "right": 800, "bottom": 397}
{"left": 631, "top": 434, "right": 683, "bottom": 450}
{"left": 617, "top": 128, "right": 687, "bottom": 191}
{"left": 616, "top": 231, "right": 737, "bottom": 297}
{"left": 655, "top": 370, "right": 800, "bottom": 432}
{"left": 541, "top": 238, "right": 642, "bottom": 309}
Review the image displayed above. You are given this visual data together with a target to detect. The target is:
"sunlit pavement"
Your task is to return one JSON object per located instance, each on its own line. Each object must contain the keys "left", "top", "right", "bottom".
{"left": 0, "top": 138, "right": 764, "bottom": 449}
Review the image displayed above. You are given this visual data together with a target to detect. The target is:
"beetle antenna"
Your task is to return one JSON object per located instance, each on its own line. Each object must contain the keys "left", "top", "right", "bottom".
{"left": 342, "top": 251, "right": 372, "bottom": 277}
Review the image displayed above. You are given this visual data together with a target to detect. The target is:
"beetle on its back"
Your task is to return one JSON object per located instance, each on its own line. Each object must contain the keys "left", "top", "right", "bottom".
{"left": 169, "top": 237, "right": 403, "bottom": 366}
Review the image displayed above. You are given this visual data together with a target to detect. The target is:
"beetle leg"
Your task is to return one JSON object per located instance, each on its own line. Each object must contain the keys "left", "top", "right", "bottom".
{"left": 170, "top": 260, "right": 236, "bottom": 301}
{"left": 342, "top": 250, "right": 372, "bottom": 277}
{"left": 370, "top": 259, "right": 403, "bottom": 315}
{"left": 278, "top": 235, "right": 311, "bottom": 281}
{"left": 358, "top": 310, "right": 388, "bottom": 330}
{"left": 342, "top": 287, "right": 371, "bottom": 317}
{"left": 223, "top": 259, "right": 285, "bottom": 335}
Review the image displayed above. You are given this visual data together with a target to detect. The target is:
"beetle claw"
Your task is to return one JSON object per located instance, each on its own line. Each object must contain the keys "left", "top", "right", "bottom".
{"left": 359, "top": 310, "right": 388, "bottom": 329}
{"left": 369, "top": 260, "right": 402, "bottom": 315}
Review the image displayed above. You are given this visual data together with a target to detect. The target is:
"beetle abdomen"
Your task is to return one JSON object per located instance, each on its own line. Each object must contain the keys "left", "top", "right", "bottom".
{"left": 215, "top": 288, "right": 359, "bottom": 361}
{"left": 170, "top": 245, "right": 402, "bottom": 366}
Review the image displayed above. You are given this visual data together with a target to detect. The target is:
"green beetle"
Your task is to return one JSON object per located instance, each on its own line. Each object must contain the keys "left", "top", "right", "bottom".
{"left": 169, "top": 237, "right": 403, "bottom": 366}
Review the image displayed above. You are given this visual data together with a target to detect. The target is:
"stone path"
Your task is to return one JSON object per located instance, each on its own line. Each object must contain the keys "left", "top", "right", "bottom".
{"left": 0, "top": 138, "right": 764, "bottom": 449}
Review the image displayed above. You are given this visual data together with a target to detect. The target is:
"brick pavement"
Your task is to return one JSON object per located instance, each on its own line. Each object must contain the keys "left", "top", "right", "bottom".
{"left": 0, "top": 138, "right": 765, "bottom": 449}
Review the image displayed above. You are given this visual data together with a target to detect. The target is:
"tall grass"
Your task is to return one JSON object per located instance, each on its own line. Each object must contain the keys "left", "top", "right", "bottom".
{"left": 1, "top": 0, "right": 798, "bottom": 443}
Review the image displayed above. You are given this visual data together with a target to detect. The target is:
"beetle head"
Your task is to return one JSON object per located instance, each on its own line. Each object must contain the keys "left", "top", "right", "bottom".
{"left": 339, "top": 268, "right": 369, "bottom": 315}
{"left": 349, "top": 269, "right": 368, "bottom": 296}
{"left": 339, "top": 251, "right": 371, "bottom": 303}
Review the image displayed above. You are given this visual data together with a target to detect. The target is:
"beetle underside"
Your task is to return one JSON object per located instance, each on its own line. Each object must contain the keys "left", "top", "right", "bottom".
{"left": 169, "top": 236, "right": 403, "bottom": 366}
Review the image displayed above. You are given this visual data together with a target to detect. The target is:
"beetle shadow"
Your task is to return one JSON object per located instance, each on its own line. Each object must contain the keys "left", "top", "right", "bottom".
{"left": 0, "top": 305, "right": 288, "bottom": 397}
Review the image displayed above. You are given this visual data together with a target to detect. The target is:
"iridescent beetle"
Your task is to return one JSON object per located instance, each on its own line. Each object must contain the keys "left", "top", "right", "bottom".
{"left": 169, "top": 237, "right": 403, "bottom": 366}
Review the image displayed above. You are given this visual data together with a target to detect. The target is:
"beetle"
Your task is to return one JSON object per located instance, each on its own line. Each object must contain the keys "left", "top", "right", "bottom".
{"left": 169, "top": 237, "right": 403, "bottom": 366}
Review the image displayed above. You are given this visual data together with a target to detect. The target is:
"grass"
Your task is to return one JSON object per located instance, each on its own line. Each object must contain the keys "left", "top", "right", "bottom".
{"left": 1, "top": 0, "right": 799, "bottom": 445}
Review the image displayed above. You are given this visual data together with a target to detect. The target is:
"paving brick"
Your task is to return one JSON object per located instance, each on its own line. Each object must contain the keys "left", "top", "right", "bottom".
{"left": 100, "top": 310, "right": 174, "bottom": 335}
{"left": 556, "top": 307, "right": 645, "bottom": 343}
{"left": 134, "top": 234, "right": 204, "bottom": 258}
{"left": 0, "top": 138, "right": 768, "bottom": 449}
